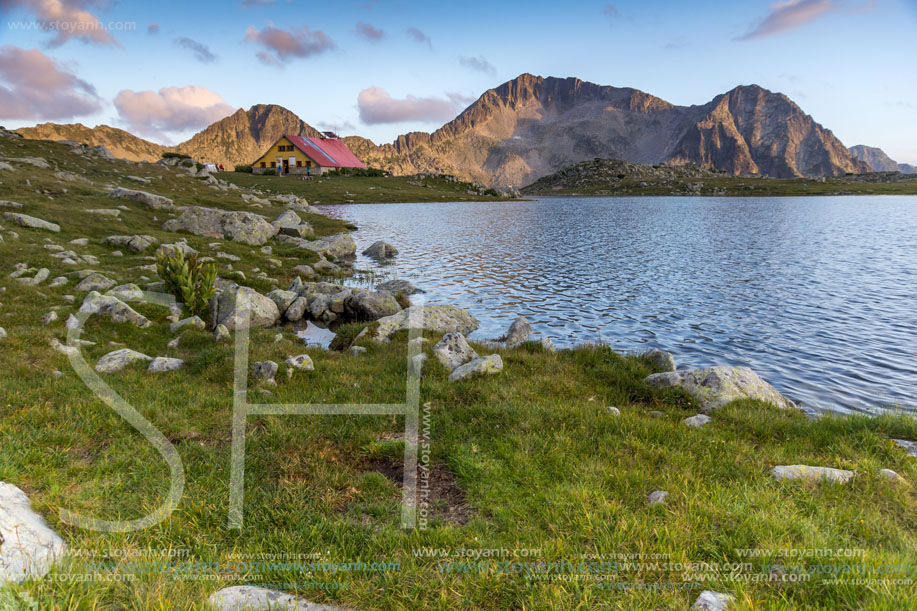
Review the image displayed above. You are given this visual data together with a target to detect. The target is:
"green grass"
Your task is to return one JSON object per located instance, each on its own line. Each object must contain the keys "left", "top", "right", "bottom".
{"left": 1, "top": 134, "right": 917, "bottom": 609}
{"left": 220, "top": 172, "right": 507, "bottom": 204}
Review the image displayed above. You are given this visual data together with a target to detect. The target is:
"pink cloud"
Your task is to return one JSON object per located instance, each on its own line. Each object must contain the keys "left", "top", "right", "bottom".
{"left": 0, "top": 0, "right": 119, "bottom": 46}
{"left": 354, "top": 21, "right": 384, "bottom": 41}
{"left": 113, "top": 85, "right": 235, "bottom": 138}
{"left": 0, "top": 45, "right": 100, "bottom": 120}
{"left": 244, "top": 23, "right": 335, "bottom": 66}
{"left": 738, "top": 0, "right": 837, "bottom": 40}
{"left": 357, "top": 87, "right": 466, "bottom": 125}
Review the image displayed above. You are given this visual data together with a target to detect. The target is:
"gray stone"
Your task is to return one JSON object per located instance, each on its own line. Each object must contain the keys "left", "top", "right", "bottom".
{"left": 433, "top": 332, "right": 478, "bottom": 370}
{"left": 0, "top": 328, "right": 5, "bottom": 340}
{"left": 2, "top": 212, "right": 59, "bottom": 232}
{"left": 771, "top": 465, "right": 854, "bottom": 484}
{"left": 683, "top": 414, "right": 712, "bottom": 428}
{"left": 0, "top": 482, "right": 67, "bottom": 583}
{"left": 351, "top": 346, "right": 368, "bottom": 356}
{"left": 374, "top": 305, "right": 479, "bottom": 341}
{"left": 285, "top": 296, "right": 308, "bottom": 322}
{"left": 500, "top": 316, "right": 533, "bottom": 345}
{"left": 299, "top": 233, "right": 356, "bottom": 259}
{"left": 108, "top": 187, "right": 174, "bottom": 210}
{"left": 207, "top": 585, "right": 348, "bottom": 611}
{"left": 449, "top": 354, "right": 503, "bottom": 382}
{"left": 292, "top": 265, "right": 316, "bottom": 279}
{"left": 214, "top": 324, "right": 231, "bottom": 343}
{"left": 106, "top": 284, "right": 144, "bottom": 302}
{"left": 42, "top": 311, "right": 58, "bottom": 325}
{"left": 409, "top": 352, "right": 426, "bottom": 376}
{"left": 893, "top": 439, "right": 917, "bottom": 459}
{"left": 252, "top": 360, "right": 278, "bottom": 382}
{"left": 644, "top": 366, "right": 795, "bottom": 412}
{"left": 346, "top": 290, "right": 402, "bottom": 321}
{"left": 126, "top": 175, "right": 150, "bottom": 184}
{"left": 375, "top": 279, "right": 420, "bottom": 295}
{"left": 75, "top": 273, "right": 116, "bottom": 292}
{"left": 692, "top": 590, "right": 734, "bottom": 611}
{"left": 48, "top": 276, "right": 68, "bottom": 288}
{"left": 69, "top": 238, "right": 88, "bottom": 246}
{"left": 163, "top": 206, "right": 277, "bottom": 245}
{"left": 170, "top": 316, "right": 206, "bottom": 333}
{"left": 148, "top": 357, "right": 184, "bottom": 373}
{"left": 16, "top": 268, "right": 50, "bottom": 286}
{"left": 95, "top": 349, "right": 152, "bottom": 373}
{"left": 647, "top": 490, "right": 668, "bottom": 506}
{"left": 362, "top": 240, "right": 398, "bottom": 260}
{"left": 155, "top": 241, "right": 198, "bottom": 259}
{"left": 312, "top": 259, "right": 341, "bottom": 276}
{"left": 0, "top": 200, "right": 23, "bottom": 208}
{"left": 285, "top": 354, "right": 314, "bottom": 371}
{"left": 211, "top": 285, "right": 280, "bottom": 330}
{"left": 879, "top": 469, "right": 905, "bottom": 482}
{"left": 103, "top": 234, "right": 158, "bottom": 253}
{"left": 606, "top": 406, "right": 620, "bottom": 415}
{"left": 86, "top": 208, "right": 120, "bottom": 217}
{"left": 267, "top": 289, "right": 298, "bottom": 313}
{"left": 76, "top": 292, "right": 152, "bottom": 328}
{"left": 643, "top": 349, "right": 676, "bottom": 372}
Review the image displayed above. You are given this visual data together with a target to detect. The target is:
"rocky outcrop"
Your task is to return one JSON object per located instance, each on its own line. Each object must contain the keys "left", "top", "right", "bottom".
{"left": 848, "top": 144, "right": 916, "bottom": 174}
{"left": 373, "top": 305, "right": 479, "bottom": 341}
{"left": 0, "top": 482, "right": 67, "bottom": 583}
{"left": 211, "top": 284, "right": 281, "bottom": 330}
{"left": 163, "top": 207, "right": 277, "bottom": 245}
{"left": 2, "top": 212, "right": 60, "bottom": 232}
{"left": 108, "top": 188, "right": 174, "bottom": 210}
{"left": 644, "top": 366, "right": 795, "bottom": 412}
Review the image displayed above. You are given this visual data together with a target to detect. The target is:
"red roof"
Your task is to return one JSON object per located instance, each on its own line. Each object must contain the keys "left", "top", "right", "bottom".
{"left": 285, "top": 134, "right": 366, "bottom": 169}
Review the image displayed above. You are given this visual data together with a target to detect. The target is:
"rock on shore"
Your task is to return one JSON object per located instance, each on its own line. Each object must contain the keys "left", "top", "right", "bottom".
{"left": 644, "top": 366, "right": 795, "bottom": 412}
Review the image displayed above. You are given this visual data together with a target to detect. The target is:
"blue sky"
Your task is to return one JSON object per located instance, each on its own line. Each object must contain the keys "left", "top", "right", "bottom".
{"left": 1, "top": 0, "right": 915, "bottom": 163}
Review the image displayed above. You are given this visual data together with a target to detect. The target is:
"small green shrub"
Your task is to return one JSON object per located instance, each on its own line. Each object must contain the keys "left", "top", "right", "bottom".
{"left": 162, "top": 152, "right": 191, "bottom": 160}
{"left": 263, "top": 169, "right": 277, "bottom": 176}
{"left": 195, "top": 162, "right": 204, "bottom": 172}
{"left": 156, "top": 249, "right": 217, "bottom": 319}
{"left": 234, "top": 165, "right": 253, "bottom": 173}
{"left": 179, "top": 159, "right": 194, "bottom": 168}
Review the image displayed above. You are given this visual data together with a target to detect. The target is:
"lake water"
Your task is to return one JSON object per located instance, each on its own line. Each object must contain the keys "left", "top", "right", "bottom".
{"left": 318, "top": 196, "right": 917, "bottom": 416}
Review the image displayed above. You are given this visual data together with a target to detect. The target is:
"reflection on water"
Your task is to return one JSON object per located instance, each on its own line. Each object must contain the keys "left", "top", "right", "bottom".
{"left": 319, "top": 196, "right": 917, "bottom": 415}
{"left": 296, "top": 321, "right": 336, "bottom": 349}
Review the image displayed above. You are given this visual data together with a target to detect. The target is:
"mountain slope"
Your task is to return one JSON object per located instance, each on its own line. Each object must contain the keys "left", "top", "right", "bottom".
{"left": 848, "top": 144, "right": 916, "bottom": 174}
{"left": 14, "top": 123, "right": 167, "bottom": 162}
{"left": 353, "top": 74, "right": 867, "bottom": 187}
{"left": 175, "top": 104, "right": 322, "bottom": 168}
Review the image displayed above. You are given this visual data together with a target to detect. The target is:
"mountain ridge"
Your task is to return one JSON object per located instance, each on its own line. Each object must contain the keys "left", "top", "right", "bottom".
{"left": 14, "top": 74, "right": 874, "bottom": 186}
{"left": 848, "top": 144, "right": 916, "bottom": 174}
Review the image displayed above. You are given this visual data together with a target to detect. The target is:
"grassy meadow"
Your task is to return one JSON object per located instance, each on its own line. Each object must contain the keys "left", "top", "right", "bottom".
{"left": 1, "top": 135, "right": 917, "bottom": 609}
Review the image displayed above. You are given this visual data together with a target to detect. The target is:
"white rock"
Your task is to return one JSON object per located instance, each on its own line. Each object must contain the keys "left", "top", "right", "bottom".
{"left": 433, "top": 332, "right": 478, "bottom": 370}
{"left": 207, "top": 585, "right": 348, "bottom": 611}
{"left": 0, "top": 327, "right": 5, "bottom": 340}
{"left": 170, "top": 316, "right": 206, "bottom": 334}
{"left": 42, "top": 311, "right": 58, "bottom": 325}
{"left": 148, "top": 357, "right": 184, "bottom": 373}
{"left": 771, "top": 465, "right": 854, "bottom": 484}
{"left": 879, "top": 468, "right": 905, "bottom": 482}
{"left": 0, "top": 482, "right": 67, "bottom": 583}
{"left": 606, "top": 406, "right": 620, "bottom": 416}
{"left": 692, "top": 590, "right": 735, "bottom": 610}
{"left": 541, "top": 337, "right": 556, "bottom": 352}
{"left": 285, "top": 354, "right": 314, "bottom": 371}
{"left": 449, "top": 355, "right": 503, "bottom": 382}
{"left": 95, "top": 349, "right": 152, "bottom": 373}
{"left": 683, "top": 414, "right": 712, "bottom": 428}
{"left": 647, "top": 490, "right": 668, "bottom": 506}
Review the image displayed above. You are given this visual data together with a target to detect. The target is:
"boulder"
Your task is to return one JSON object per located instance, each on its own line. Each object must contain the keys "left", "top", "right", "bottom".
{"left": 374, "top": 305, "right": 479, "bottom": 341}
{"left": 683, "top": 414, "right": 712, "bottom": 428}
{"left": 375, "top": 279, "right": 420, "bottom": 295}
{"left": 879, "top": 468, "right": 905, "bottom": 482}
{"left": 163, "top": 206, "right": 277, "bottom": 245}
{"left": 285, "top": 296, "right": 308, "bottom": 322}
{"left": 108, "top": 187, "right": 174, "bottom": 210}
{"left": 16, "top": 268, "right": 50, "bottom": 286}
{"left": 86, "top": 208, "right": 120, "bottom": 217}
{"left": 541, "top": 337, "right": 556, "bottom": 352}
{"left": 2, "top": 212, "right": 59, "bottom": 232}
{"left": 299, "top": 233, "right": 356, "bottom": 259}
{"left": 312, "top": 259, "right": 341, "bottom": 276}
{"left": 48, "top": 277, "right": 68, "bottom": 288}
{"left": 170, "top": 316, "right": 206, "bottom": 333}
{"left": 75, "top": 273, "right": 116, "bottom": 292}
{"left": 95, "top": 349, "right": 152, "bottom": 373}
{"left": 103, "top": 234, "right": 158, "bottom": 253}
{"left": 449, "top": 354, "right": 503, "bottom": 382}
{"left": 500, "top": 316, "right": 532, "bottom": 345}
{"left": 252, "top": 361, "right": 278, "bottom": 382}
{"left": 278, "top": 223, "right": 314, "bottom": 239}
{"left": 0, "top": 482, "right": 67, "bottom": 583}
{"left": 692, "top": 590, "right": 735, "bottom": 611}
{"left": 148, "top": 357, "right": 184, "bottom": 373}
{"left": 214, "top": 324, "right": 231, "bottom": 343}
{"left": 155, "top": 241, "right": 198, "bottom": 259}
{"left": 643, "top": 349, "right": 676, "bottom": 372}
{"left": 433, "top": 332, "right": 478, "bottom": 370}
{"left": 292, "top": 265, "right": 317, "bottom": 280}
{"left": 345, "top": 290, "right": 402, "bottom": 321}
{"left": 647, "top": 490, "right": 668, "bottom": 506}
{"left": 771, "top": 465, "right": 854, "bottom": 484}
{"left": 362, "top": 240, "right": 398, "bottom": 260}
{"left": 206, "top": 585, "right": 348, "bottom": 611}
{"left": 76, "top": 292, "right": 152, "bottom": 328}
{"left": 267, "top": 289, "right": 298, "bottom": 313}
{"left": 106, "top": 284, "right": 144, "bottom": 301}
{"left": 211, "top": 284, "right": 280, "bottom": 330}
{"left": 285, "top": 354, "right": 314, "bottom": 371}
{"left": 644, "top": 366, "right": 795, "bottom": 412}
{"left": 606, "top": 406, "right": 621, "bottom": 415}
